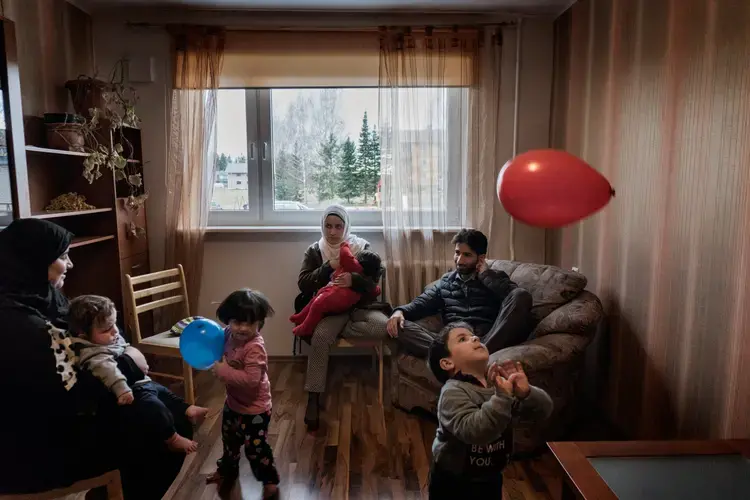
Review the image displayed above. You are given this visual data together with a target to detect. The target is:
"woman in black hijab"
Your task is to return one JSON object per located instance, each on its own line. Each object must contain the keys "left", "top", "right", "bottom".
{"left": 0, "top": 219, "right": 191, "bottom": 499}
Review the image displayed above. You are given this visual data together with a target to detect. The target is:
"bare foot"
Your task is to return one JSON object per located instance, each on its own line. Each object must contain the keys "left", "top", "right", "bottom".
{"left": 185, "top": 405, "right": 209, "bottom": 425}
{"left": 206, "top": 471, "right": 237, "bottom": 498}
{"left": 263, "top": 484, "right": 279, "bottom": 499}
{"left": 166, "top": 433, "right": 198, "bottom": 453}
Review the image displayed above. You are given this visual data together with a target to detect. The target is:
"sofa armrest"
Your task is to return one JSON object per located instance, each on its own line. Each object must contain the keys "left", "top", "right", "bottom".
{"left": 490, "top": 333, "right": 592, "bottom": 374}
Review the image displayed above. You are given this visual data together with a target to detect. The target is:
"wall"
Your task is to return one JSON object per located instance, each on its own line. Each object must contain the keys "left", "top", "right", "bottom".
{"left": 2, "top": 0, "right": 93, "bottom": 121}
{"left": 91, "top": 16, "right": 171, "bottom": 272}
{"left": 548, "top": 0, "right": 750, "bottom": 439}
{"left": 92, "top": 10, "right": 555, "bottom": 356}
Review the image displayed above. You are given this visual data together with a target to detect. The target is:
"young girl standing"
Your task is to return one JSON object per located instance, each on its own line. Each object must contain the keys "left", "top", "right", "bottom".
{"left": 206, "top": 289, "right": 280, "bottom": 499}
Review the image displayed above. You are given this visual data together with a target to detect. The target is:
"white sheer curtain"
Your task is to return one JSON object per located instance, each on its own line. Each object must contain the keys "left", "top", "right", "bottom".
{"left": 379, "top": 27, "right": 504, "bottom": 305}
{"left": 164, "top": 28, "right": 224, "bottom": 316}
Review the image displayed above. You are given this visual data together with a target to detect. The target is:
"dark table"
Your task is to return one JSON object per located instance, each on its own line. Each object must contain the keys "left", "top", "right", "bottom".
{"left": 548, "top": 440, "right": 750, "bottom": 500}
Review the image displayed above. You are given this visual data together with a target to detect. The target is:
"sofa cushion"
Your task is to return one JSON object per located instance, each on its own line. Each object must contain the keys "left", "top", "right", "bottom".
{"left": 488, "top": 261, "right": 587, "bottom": 322}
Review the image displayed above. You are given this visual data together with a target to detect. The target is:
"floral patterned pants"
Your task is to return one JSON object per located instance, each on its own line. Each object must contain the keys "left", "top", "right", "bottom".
{"left": 217, "top": 405, "right": 280, "bottom": 485}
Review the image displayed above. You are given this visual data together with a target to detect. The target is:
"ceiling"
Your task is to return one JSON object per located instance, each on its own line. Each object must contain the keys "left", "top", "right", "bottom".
{"left": 83, "top": 0, "right": 576, "bottom": 15}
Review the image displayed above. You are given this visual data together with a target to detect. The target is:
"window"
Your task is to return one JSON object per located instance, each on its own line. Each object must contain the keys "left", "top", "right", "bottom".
{"left": 210, "top": 87, "right": 467, "bottom": 226}
{"left": 208, "top": 30, "right": 473, "bottom": 227}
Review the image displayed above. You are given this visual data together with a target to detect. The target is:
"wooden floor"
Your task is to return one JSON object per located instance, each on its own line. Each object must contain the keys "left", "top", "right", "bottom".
{"left": 163, "top": 358, "right": 565, "bottom": 500}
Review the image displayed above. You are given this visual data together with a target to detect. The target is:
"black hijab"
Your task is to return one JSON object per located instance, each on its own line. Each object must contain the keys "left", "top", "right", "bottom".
{"left": 0, "top": 219, "right": 74, "bottom": 322}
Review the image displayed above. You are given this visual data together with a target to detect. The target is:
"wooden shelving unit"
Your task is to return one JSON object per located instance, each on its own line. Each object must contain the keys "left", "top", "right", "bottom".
{"left": 14, "top": 127, "right": 150, "bottom": 338}
{"left": 0, "top": 19, "right": 151, "bottom": 338}
{"left": 31, "top": 208, "right": 113, "bottom": 219}
{"left": 70, "top": 235, "right": 115, "bottom": 248}
{"left": 25, "top": 145, "right": 89, "bottom": 157}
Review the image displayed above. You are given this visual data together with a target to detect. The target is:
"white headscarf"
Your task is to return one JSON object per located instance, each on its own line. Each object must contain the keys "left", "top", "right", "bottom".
{"left": 318, "top": 204, "right": 368, "bottom": 263}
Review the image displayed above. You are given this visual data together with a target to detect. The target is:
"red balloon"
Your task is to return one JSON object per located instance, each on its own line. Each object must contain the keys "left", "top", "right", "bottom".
{"left": 497, "top": 149, "right": 614, "bottom": 228}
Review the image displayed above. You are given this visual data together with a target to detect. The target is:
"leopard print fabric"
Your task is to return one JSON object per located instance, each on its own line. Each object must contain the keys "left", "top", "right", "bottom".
{"left": 47, "top": 321, "right": 78, "bottom": 391}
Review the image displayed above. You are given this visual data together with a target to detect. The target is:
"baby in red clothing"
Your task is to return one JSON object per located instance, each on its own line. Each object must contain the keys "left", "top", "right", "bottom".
{"left": 290, "top": 241, "right": 382, "bottom": 336}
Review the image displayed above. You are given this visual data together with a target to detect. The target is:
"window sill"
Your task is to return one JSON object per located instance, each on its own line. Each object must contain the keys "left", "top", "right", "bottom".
{"left": 206, "top": 226, "right": 465, "bottom": 234}
{"left": 207, "top": 226, "right": 385, "bottom": 233}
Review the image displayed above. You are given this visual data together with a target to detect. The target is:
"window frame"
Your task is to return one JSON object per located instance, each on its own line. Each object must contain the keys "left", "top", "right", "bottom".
{"left": 209, "top": 87, "right": 467, "bottom": 228}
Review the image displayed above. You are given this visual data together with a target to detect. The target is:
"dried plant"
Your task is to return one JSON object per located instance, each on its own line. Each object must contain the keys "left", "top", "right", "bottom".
{"left": 66, "top": 60, "right": 146, "bottom": 207}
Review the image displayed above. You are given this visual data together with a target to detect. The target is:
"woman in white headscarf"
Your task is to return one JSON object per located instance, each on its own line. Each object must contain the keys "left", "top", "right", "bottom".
{"left": 295, "top": 205, "right": 377, "bottom": 430}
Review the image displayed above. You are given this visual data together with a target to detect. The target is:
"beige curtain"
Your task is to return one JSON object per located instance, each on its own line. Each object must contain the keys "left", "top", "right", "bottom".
{"left": 165, "top": 27, "right": 225, "bottom": 312}
{"left": 466, "top": 28, "right": 505, "bottom": 251}
{"left": 549, "top": 0, "right": 750, "bottom": 439}
{"left": 379, "top": 27, "right": 504, "bottom": 305}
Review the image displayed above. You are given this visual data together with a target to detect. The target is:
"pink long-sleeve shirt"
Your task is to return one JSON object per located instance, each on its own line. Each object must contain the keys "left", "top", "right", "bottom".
{"left": 214, "top": 329, "right": 272, "bottom": 415}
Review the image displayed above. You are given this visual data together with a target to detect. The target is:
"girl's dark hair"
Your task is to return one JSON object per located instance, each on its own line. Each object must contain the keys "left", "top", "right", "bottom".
{"left": 68, "top": 295, "right": 116, "bottom": 338}
{"left": 216, "top": 289, "right": 274, "bottom": 328}
{"left": 427, "top": 321, "right": 475, "bottom": 384}
{"left": 355, "top": 250, "right": 382, "bottom": 282}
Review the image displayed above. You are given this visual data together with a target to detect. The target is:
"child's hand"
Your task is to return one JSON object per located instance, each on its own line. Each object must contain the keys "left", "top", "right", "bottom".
{"left": 212, "top": 356, "right": 227, "bottom": 378}
{"left": 488, "top": 362, "right": 514, "bottom": 397}
{"left": 118, "top": 392, "right": 134, "bottom": 405}
{"left": 499, "top": 360, "right": 531, "bottom": 400}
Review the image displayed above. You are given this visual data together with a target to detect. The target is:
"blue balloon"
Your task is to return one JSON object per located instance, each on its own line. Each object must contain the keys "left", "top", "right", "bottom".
{"left": 179, "top": 318, "right": 225, "bottom": 370}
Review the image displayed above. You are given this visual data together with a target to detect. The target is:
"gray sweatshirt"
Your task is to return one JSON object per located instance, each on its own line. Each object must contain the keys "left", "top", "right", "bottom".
{"left": 72, "top": 334, "right": 149, "bottom": 398}
{"left": 432, "top": 375, "right": 553, "bottom": 481}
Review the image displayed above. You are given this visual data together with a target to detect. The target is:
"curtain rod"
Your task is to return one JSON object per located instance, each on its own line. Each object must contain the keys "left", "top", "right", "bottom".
{"left": 125, "top": 13, "right": 521, "bottom": 32}
{"left": 125, "top": 20, "right": 518, "bottom": 31}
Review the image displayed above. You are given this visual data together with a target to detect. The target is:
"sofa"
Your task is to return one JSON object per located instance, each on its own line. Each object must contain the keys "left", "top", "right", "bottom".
{"left": 390, "top": 260, "right": 604, "bottom": 452}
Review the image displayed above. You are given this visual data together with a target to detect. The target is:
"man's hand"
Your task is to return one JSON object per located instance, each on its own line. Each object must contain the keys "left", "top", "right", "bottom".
{"left": 489, "top": 362, "right": 514, "bottom": 396}
{"left": 499, "top": 360, "right": 531, "bottom": 400}
{"left": 118, "top": 392, "right": 134, "bottom": 405}
{"left": 333, "top": 272, "right": 353, "bottom": 288}
{"left": 386, "top": 310, "right": 405, "bottom": 338}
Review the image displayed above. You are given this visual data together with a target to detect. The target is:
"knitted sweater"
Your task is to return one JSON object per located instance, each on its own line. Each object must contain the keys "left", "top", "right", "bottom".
{"left": 214, "top": 330, "right": 272, "bottom": 415}
{"left": 432, "top": 374, "right": 553, "bottom": 481}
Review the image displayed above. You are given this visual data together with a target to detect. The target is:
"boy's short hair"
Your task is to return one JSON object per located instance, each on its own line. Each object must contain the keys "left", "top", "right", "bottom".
{"left": 427, "top": 321, "right": 475, "bottom": 384}
{"left": 356, "top": 250, "right": 382, "bottom": 283}
{"left": 216, "top": 289, "right": 275, "bottom": 328}
{"left": 451, "top": 229, "right": 488, "bottom": 256}
{"left": 69, "top": 295, "right": 116, "bottom": 338}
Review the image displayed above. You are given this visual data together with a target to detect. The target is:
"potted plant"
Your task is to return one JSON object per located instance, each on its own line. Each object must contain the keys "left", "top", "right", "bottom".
{"left": 64, "top": 61, "right": 146, "bottom": 209}
{"left": 44, "top": 113, "right": 85, "bottom": 152}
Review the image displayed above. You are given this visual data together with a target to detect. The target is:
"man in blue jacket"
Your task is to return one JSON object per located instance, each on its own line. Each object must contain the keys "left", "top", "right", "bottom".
{"left": 386, "top": 229, "right": 533, "bottom": 358}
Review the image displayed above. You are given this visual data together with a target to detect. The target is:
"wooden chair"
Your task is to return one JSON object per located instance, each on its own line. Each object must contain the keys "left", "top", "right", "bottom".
{"left": 335, "top": 337, "right": 384, "bottom": 405}
{"left": 333, "top": 266, "right": 387, "bottom": 405}
{"left": 124, "top": 265, "right": 195, "bottom": 404}
{"left": 0, "top": 470, "right": 123, "bottom": 500}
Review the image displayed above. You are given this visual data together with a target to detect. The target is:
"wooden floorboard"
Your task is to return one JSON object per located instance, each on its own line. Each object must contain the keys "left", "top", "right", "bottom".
{"left": 60, "top": 358, "right": 563, "bottom": 500}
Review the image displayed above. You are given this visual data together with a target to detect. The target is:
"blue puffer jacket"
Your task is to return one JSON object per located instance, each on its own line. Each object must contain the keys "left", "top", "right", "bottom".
{"left": 394, "top": 268, "right": 518, "bottom": 330}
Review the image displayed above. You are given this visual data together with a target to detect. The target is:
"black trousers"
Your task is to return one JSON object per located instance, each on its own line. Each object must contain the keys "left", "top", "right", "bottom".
{"left": 6, "top": 377, "right": 192, "bottom": 499}
{"left": 120, "top": 381, "right": 190, "bottom": 442}
{"left": 397, "top": 287, "right": 534, "bottom": 358}
{"left": 116, "top": 384, "right": 193, "bottom": 500}
{"left": 428, "top": 464, "right": 503, "bottom": 499}
{"left": 217, "top": 405, "right": 280, "bottom": 485}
